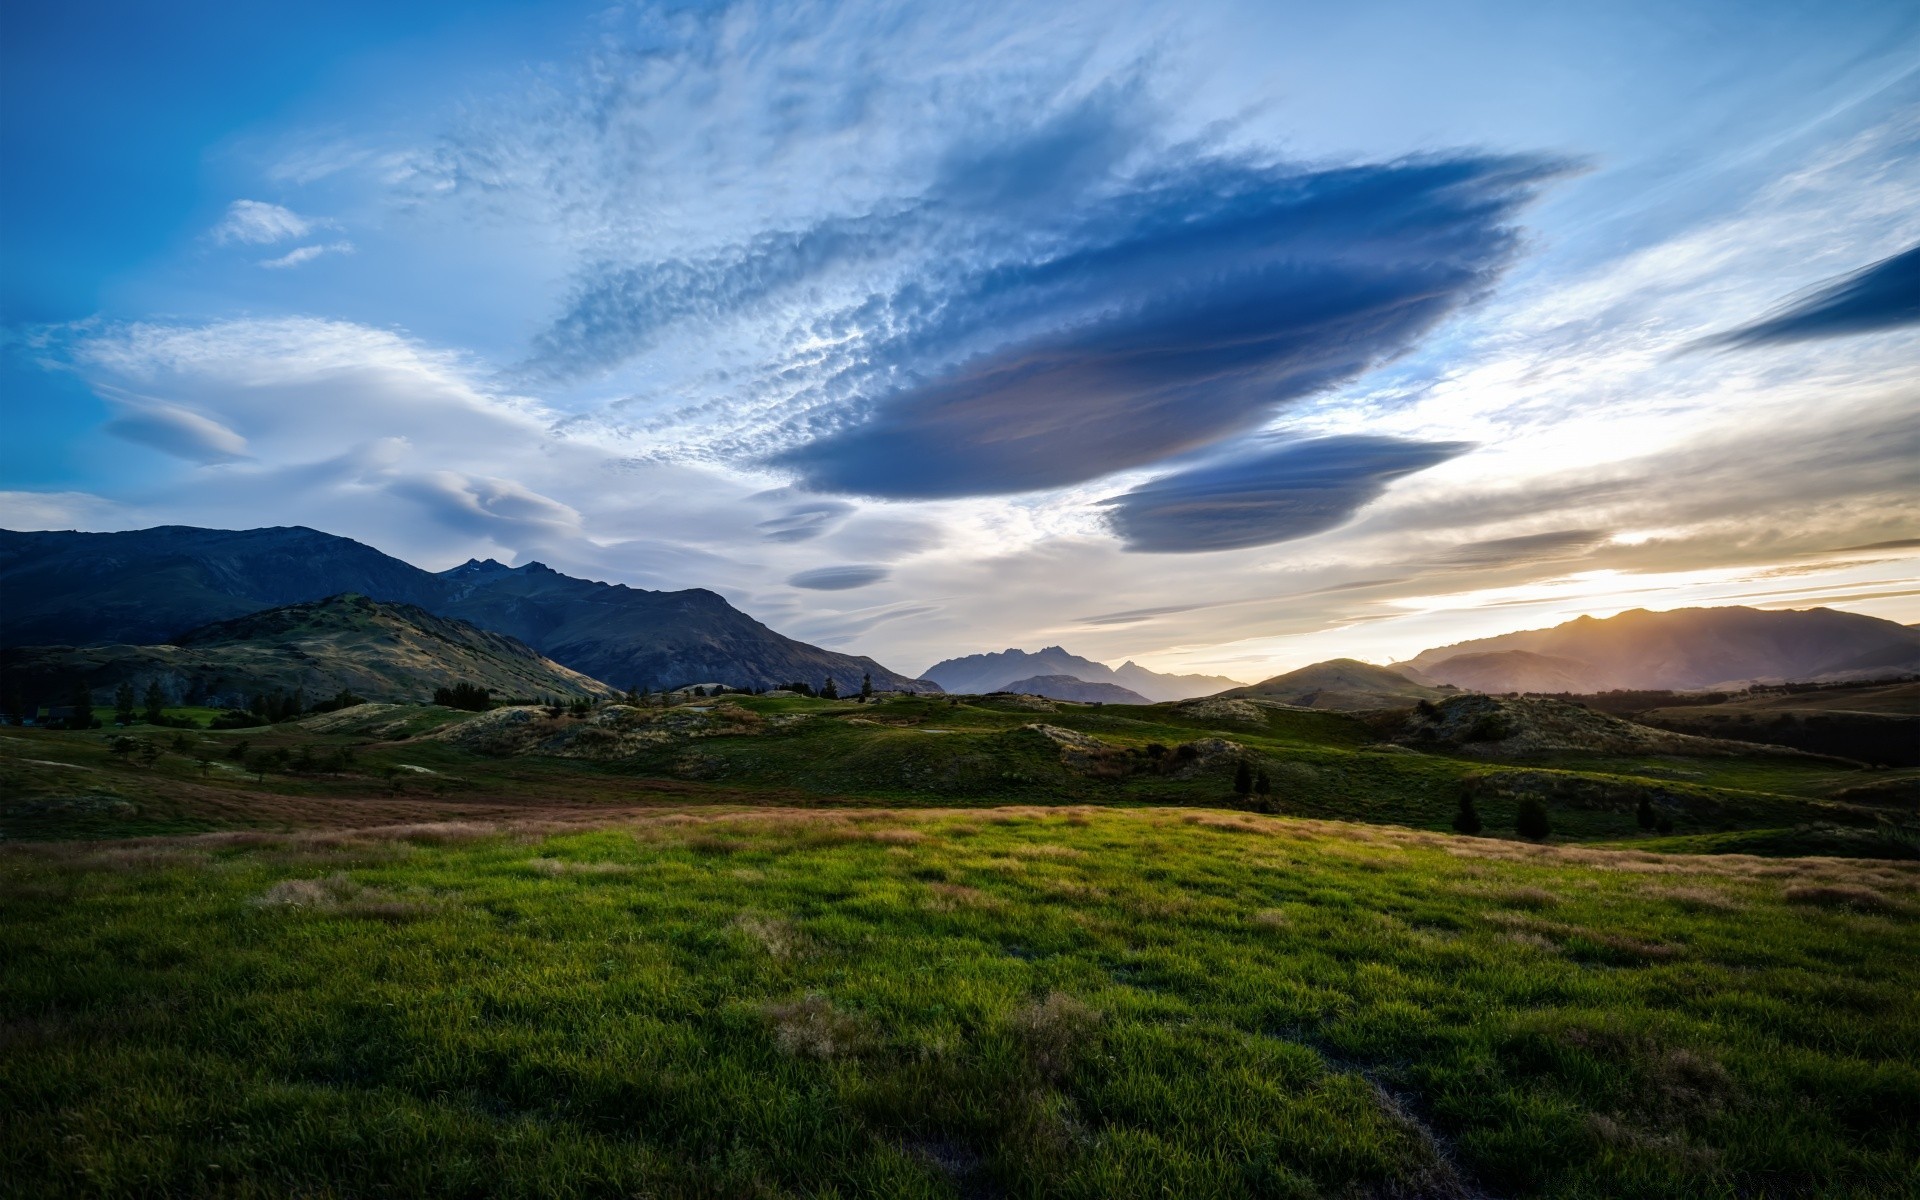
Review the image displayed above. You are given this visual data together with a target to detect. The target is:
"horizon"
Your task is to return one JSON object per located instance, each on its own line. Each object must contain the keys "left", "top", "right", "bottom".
{"left": 5, "top": 0, "right": 1918, "bottom": 682}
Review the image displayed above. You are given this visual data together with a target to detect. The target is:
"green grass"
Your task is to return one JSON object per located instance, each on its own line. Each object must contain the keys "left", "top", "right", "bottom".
{"left": 3, "top": 808, "right": 1916, "bottom": 1198}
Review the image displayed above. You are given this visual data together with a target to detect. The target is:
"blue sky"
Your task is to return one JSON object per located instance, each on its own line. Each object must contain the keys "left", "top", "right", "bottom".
{"left": 4, "top": 0, "right": 1917, "bottom": 677}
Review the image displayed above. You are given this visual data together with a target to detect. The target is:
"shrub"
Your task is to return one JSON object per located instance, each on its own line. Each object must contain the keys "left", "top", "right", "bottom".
{"left": 1516, "top": 797, "right": 1551, "bottom": 841}
{"left": 1232, "top": 760, "right": 1253, "bottom": 795}
{"left": 1453, "top": 794, "right": 1483, "bottom": 834}
{"left": 1637, "top": 796, "right": 1657, "bottom": 831}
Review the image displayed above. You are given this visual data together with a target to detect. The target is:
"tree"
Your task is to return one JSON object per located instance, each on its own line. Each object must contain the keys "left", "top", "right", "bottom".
{"left": 1636, "top": 796, "right": 1657, "bottom": 831}
{"left": 114, "top": 682, "right": 138, "bottom": 726}
{"left": 67, "top": 683, "right": 97, "bottom": 729}
{"left": 1232, "top": 759, "right": 1254, "bottom": 796}
{"left": 821, "top": 677, "right": 840, "bottom": 700}
{"left": 433, "top": 682, "right": 492, "bottom": 712}
{"left": 169, "top": 732, "right": 193, "bottom": 754}
{"left": 1516, "top": 797, "right": 1551, "bottom": 841}
{"left": 860, "top": 672, "right": 873, "bottom": 701}
{"left": 227, "top": 738, "right": 252, "bottom": 761}
{"left": 1655, "top": 814, "right": 1675, "bottom": 835}
{"left": 1254, "top": 770, "right": 1272, "bottom": 797}
{"left": 111, "top": 736, "right": 136, "bottom": 762}
{"left": 245, "top": 751, "right": 270, "bottom": 782}
{"left": 143, "top": 680, "right": 166, "bottom": 724}
{"left": 1452, "top": 794, "right": 1483, "bottom": 834}
{"left": 194, "top": 754, "right": 214, "bottom": 777}
{"left": 135, "top": 741, "right": 162, "bottom": 768}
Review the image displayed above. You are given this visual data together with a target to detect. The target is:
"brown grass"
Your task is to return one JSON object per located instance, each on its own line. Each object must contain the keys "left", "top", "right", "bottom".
{"left": 1783, "top": 884, "right": 1896, "bottom": 912}
{"left": 762, "top": 993, "right": 867, "bottom": 1059}
{"left": 1009, "top": 991, "right": 1100, "bottom": 1081}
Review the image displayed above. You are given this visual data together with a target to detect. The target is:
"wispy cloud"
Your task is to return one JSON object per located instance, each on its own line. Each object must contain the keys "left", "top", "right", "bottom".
{"left": 787, "top": 564, "right": 890, "bottom": 590}
{"left": 212, "top": 199, "right": 319, "bottom": 245}
{"left": 1703, "top": 242, "right": 1920, "bottom": 347}
{"left": 259, "top": 240, "right": 355, "bottom": 269}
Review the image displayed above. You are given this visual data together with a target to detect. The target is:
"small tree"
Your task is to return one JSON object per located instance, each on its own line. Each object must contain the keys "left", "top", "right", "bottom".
{"left": 135, "top": 741, "right": 162, "bottom": 768}
{"left": 1453, "top": 794, "right": 1483, "bottom": 834}
{"left": 1254, "top": 769, "right": 1272, "bottom": 797}
{"left": 1636, "top": 796, "right": 1657, "bottom": 831}
{"left": 227, "top": 738, "right": 252, "bottom": 761}
{"left": 114, "top": 682, "right": 138, "bottom": 726}
{"left": 245, "top": 751, "right": 270, "bottom": 783}
{"left": 1232, "top": 759, "right": 1253, "bottom": 796}
{"left": 67, "top": 683, "right": 97, "bottom": 729}
{"left": 1516, "top": 797, "right": 1551, "bottom": 841}
{"left": 195, "top": 754, "right": 214, "bottom": 777}
{"left": 143, "top": 680, "right": 166, "bottom": 724}
{"left": 860, "top": 672, "right": 873, "bottom": 701}
{"left": 821, "top": 677, "right": 839, "bottom": 700}
{"left": 1655, "top": 814, "right": 1675, "bottom": 835}
{"left": 111, "top": 736, "right": 137, "bottom": 761}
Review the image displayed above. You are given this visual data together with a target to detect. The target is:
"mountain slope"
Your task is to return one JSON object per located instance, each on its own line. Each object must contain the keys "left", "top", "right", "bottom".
{"left": 921, "top": 645, "right": 1239, "bottom": 700}
{"left": 1415, "top": 650, "right": 1600, "bottom": 694}
{"left": 1, "top": 594, "right": 613, "bottom": 707}
{"left": 0, "top": 526, "right": 934, "bottom": 694}
{"left": 1000, "top": 674, "right": 1150, "bottom": 704}
{"left": 1401, "top": 606, "right": 1920, "bottom": 692}
{"left": 1220, "top": 658, "right": 1450, "bottom": 710}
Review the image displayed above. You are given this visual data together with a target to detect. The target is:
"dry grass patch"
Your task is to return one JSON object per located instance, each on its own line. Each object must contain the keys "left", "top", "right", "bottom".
{"left": 734, "top": 913, "right": 802, "bottom": 959}
{"left": 253, "top": 873, "right": 429, "bottom": 922}
{"left": 1250, "top": 907, "right": 1289, "bottom": 928}
{"left": 1647, "top": 886, "right": 1742, "bottom": 912}
{"left": 524, "top": 857, "right": 632, "bottom": 877}
{"left": 762, "top": 993, "right": 868, "bottom": 1059}
{"left": 924, "top": 882, "right": 999, "bottom": 912}
{"left": 1010, "top": 991, "right": 1101, "bottom": 1081}
{"left": 1783, "top": 884, "right": 1897, "bottom": 912}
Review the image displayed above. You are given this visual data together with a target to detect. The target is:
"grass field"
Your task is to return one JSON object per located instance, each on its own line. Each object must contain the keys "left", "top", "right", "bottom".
{"left": 4, "top": 696, "right": 1918, "bottom": 1196}
{"left": 4, "top": 808, "right": 1917, "bottom": 1198}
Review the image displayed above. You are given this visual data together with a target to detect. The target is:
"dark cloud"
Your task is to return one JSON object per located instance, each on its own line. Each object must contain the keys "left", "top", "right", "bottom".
{"left": 1826, "top": 537, "right": 1920, "bottom": 553}
{"left": 1439, "top": 529, "right": 1607, "bottom": 566}
{"left": 774, "top": 156, "right": 1560, "bottom": 498}
{"left": 756, "top": 499, "right": 856, "bottom": 543}
{"left": 1705, "top": 243, "right": 1920, "bottom": 347}
{"left": 1101, "top": 435, "right": 1470, "bottom": 553}
{"left": 787, "top": 564, "right": 891, "bottom": 590}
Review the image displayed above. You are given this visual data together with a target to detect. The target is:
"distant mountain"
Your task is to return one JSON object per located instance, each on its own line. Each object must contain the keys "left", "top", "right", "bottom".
{"left": 1219, "top": 658, "right": 1449, "bottom": 710}
{"left": 921, "top": 645, "right": 1240, "bottom": 700}
{"left": 1000, "top": 674, "right": 1150, "bottom": 704}
{"left": 1414, "top": 650, "right": 1598, "bottom": 695}
{"left": 1400, "top": 606, "right": 1920, "bottom": 693}
{"left": 0, "top": 526, "right": 936, "bottom": 694}
{"left": 1, "top": 593, "right": 613, "bottom": 708}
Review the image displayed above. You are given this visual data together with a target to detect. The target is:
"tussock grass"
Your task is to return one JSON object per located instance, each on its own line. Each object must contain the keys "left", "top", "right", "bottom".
{"left": 3, "top": 806, "right": 1916, "bottom": 1198}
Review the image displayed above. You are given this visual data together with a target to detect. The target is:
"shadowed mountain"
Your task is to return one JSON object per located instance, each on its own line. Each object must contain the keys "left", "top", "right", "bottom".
{"left": 921, "top": 645, "right": 1240, "bottom": 700}
{"left": 999, "top": 675, "right": 1150, "bottom": 704}
{"left": 1, "top": 594, "right": 613, "bottom": 708}
{"left": 0, "top": 526, "right": 935, "bottom": 694}
{"left": 1219, "top": 658, "right": 1450, "bottom": 710}
{"left": 1401, "top": 606, "right": 1920, "bottom": 693}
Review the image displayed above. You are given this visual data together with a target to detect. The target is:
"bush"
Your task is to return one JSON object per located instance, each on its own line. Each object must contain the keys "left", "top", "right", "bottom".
{"left": 211, "top": 709, "right": 268, "bottom": 730}
{"left": 1232, "top": 760, "right": 1253, "bottom": 795}
{"left": 1637, "top": 796, "right": 1657, "bottom": 831}
{"left": 1516, "top": 797, "right": 1551, "bottom": 841}
{"left": 1453, "top": 794, "right": 1483, "bottom": 834}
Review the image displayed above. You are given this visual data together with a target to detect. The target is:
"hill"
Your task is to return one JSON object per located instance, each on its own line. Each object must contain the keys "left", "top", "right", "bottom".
{"left": 999, "top": 674, "right": 1150, "bottom": 704}
{"left": 921, "top": 645, "right": 1240, "bottom": 700}
{"left": 0, "top": 594, "right": 614, "bottom": 709}
{"left": 0, "top": 526, "right": 934, "bottom": 694}
{"left": 1635, "top": 680, "right": 1920, "bottom": 767}
{"left": 1220, "top": 658, "right": 1450, "bottom": 710}
{"left": 1401, "top": 606, "right": 1920, "bottom": 692}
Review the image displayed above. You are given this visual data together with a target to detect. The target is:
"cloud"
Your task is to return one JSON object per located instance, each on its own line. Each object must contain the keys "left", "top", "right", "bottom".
{"left": 213, "top": 199, "right": 318, "bottom": 245}
{"left": 1703, "top": 243, "right": 1920, "bottom": 347}
{"left": 769, "top": 155, "right": 1561, "bottom": 498}
{"left": 1101, "top": 435, "right": 1470, "bottom": 552}
{"left": 755, "top": 496, "right": 856, "bottom": 543}
{"left": 260, "top": 241, "right": 355, "bottom": 269}
{"left": 1439, "top": 529, "right": 1608, "bottom": 566}
{"left": 101, "top": 403, "right": 249, "bottom": 463}
{"left": 786, "top": 564, "right": 891, "bottom": 590}
{"left": 387, "top": 470, "right": 583, "bottom": 539}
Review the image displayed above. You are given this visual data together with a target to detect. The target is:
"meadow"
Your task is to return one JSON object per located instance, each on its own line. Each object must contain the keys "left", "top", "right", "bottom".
{"left": 3, "top": 697, "right": 1918, "bottom": 1197}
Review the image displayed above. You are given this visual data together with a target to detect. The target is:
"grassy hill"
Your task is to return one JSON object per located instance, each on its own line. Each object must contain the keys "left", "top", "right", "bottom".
{"left": 1, "top": 593, "right": 615, "bottom": 709}
{"left": 1220, "top": 658, "right": 1451, "bottom": 710}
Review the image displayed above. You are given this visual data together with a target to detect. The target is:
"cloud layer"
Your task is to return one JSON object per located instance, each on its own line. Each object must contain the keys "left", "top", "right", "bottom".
{"left": 1707, "top": 242, "right": 1920, "bottom": 347}
{"left": 1102, "top": 435, "right": 1470, "bottom": 552}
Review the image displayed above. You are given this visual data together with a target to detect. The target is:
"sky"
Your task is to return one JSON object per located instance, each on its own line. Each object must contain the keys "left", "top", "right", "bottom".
{"left": 3, "top": 0, "right": 1918, "bottom": 681}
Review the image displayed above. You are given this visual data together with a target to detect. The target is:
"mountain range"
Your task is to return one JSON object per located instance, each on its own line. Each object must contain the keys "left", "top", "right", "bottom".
{"left": 1, "top": 593, "right": 613, "bottom": 708}
{"left": 1400, "top": 606, "right": 1920, "bottom": 693}
{"left": 920, "top": 645, "right": 1241, "bottom": 700}
{"left": 0, "top": 526, "right": 936, "bottom": 694}
{"left": 1000, "top": 675, "right": 1151, "bottom": 704}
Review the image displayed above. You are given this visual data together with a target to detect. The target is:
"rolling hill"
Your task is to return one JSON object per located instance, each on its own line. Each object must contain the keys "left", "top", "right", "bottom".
{"left": 1401, "top": 606, "right": 1920, "bottom": 693}
{"left": 921, "top": 645, "right": 1240, "bottom": 700}
{"left": 999, "top": 674, "right": 1150, "bottom": 704}
{"left": 0, "top": 526, "right": 935, "bottom": 694}
{"left": 1218, "top": 658, "right": 1450, "bottom": 710}
{"left": 0, "top": 594, "right": 614, "bottom": 708}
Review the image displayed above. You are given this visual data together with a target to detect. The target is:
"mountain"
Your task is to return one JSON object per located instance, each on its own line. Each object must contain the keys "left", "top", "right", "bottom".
{"left": 1400, "top": 606, "right": 1920, "bottom": 693}
{"left": 0, "top": 526, "right": 936, "bottom": 694}
{"left": 920, "top": 645, "right": 1240, "bottom": 700}
{"left": 1219, "top": 658, "right": 1450, "bottom": 710}
{"left": 1, "top": 593, "right": 613, "bottom": 708}
{"left": 1000, "top": 674, "right": 1150, "bottom": 704}
{"left": 1413, "top": 650, "right": 1598, "bottom": 694}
